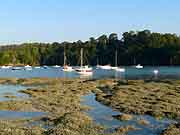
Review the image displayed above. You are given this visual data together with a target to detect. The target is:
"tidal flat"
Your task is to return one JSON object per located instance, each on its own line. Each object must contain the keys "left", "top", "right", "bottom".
{"left": 0, "top": 78, "right": 132, "bottom": 135}
{"left": 0, "top": 78, "right": 179, "bottom": 134}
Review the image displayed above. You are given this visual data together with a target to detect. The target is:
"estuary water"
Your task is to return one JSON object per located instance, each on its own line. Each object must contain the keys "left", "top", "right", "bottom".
{"left": 0, "top": 66, "right": 180, "bottom": 80}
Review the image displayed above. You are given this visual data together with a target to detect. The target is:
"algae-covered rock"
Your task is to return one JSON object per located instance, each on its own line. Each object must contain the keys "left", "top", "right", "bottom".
{"left": 113, "top": 114, "right": 133, "bottom": 121}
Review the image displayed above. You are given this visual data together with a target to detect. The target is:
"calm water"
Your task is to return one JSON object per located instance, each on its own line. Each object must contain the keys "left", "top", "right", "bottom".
{"left": 82, "top": 93, "right": 175, "bottom": 135}
{"left": 0, "top": 84, "right": 46, "bottom": 119}
{"left": 0, "top": 66, "right": 179, "bottom": 79}
{"left": 0, "top": 84, "right": 31, "bottom": 101}
{"left": 0, "top": 110, "right": 46, "bottom": 120}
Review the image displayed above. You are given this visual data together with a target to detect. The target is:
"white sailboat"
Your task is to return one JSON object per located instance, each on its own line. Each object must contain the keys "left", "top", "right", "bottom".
{"left": 76, "top": 48, "right": 93, "bottom": 75}
{"left": 112, "top": 50, "right": 125, "bottom": 72}
{"left": 62, "top": 48, "right": 74, "bottom": 72}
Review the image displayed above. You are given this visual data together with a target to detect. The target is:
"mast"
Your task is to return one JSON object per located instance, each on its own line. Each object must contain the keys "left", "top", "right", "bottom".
{"left": 97, "top": 56, "right": 99, "bottom": 66}
{"left": 64, "top": 49, "right": 67, "bottom": 66}
{"left": 81, "top": 48, "right": 83, "bottom": 67}
{"left": 115, "top": 50, "right": 118, "bottom": 67}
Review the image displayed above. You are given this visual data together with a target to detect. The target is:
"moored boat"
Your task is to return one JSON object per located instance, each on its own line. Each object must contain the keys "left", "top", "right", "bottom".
{"left": 12, "top": 67, "right": 22, "bottom": 70}
{"left": 98, "top": 65, "right": 112, "bottom": 70}
{"left": 1, "top": 66, "right": 10, "bottom": 69}
{"left": 53, "top": 65, "right": 60, "bottom": 68}
{"left": 62, "top": 47, "right": 74, "bottom": 72}
{"left": 24, "top": 65, "right": 32, "bottom": 70}
{"left": 63, "top": 65, "right": 74, "bottom": 72}
{"left": 76, "top": 66, "right": 93, "bottom": 75}
{"left": 153, "top": 69, "right": 159, "bottom": 74}
{"left": 112, "top": 50, "right": 126, "bottom": 72}
{"left": 135, "top": 64, "right": 143, "bottom": 69}
{"left": 115, "top": 67, "right": 126, "bottom": 72}
{"left": 76, "top": 48, "right": 93, "bottom": 75}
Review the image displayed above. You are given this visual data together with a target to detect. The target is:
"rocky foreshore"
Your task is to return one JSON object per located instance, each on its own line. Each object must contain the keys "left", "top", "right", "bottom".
{"left": 0, "top": 78, "right": 134, "bottom": 135}
{"left": 0, "top": 78, "right": 179, "bottom": 134}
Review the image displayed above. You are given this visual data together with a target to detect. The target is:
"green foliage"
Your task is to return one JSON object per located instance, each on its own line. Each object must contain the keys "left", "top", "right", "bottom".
{"left": 0, "top": 30, "right": 180, "bottom": 66}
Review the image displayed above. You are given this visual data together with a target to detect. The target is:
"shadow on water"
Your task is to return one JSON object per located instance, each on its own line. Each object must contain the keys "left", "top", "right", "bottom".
{"left": 81, "top": 93, "right": 175, "bottom": 135}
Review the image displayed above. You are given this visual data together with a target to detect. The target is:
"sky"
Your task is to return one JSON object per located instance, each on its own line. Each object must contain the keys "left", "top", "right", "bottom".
{"left": 0, "top": 0, "right": 179, "bottom": 44}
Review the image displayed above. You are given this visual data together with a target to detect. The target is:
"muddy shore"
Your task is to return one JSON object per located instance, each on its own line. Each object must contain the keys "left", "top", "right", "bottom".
{"left": 0, "top": 78, "right": 134, "bottom": 135}
{"left": 0, "top": 78, "right": 179, "bottom": 134}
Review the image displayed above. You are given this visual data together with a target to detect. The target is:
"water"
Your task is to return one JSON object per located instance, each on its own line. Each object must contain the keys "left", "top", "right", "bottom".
{"left": 0, "top": 84, "right": 46, "bottom": 120}
{"left": 0, "top": 66, "right": 180, "bottom": 80}
{"left": 0, "top": 84, "right": 31, "bottom": 101}
{"left": 0, "top": 110, "right": 46, "bottom": 120}
{"left": 82, "top": 93, "right": 175, "bottom": 135}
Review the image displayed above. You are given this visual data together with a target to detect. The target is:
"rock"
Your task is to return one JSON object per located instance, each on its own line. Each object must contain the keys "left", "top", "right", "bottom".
{"left": 113, "top": 114, "right": 133, "bottom": 121}
{"left": 115, "top": 125, "right": 137, "bottom": 134}
{"left": 138, "top": 119, "right": 150, "bottom": 126}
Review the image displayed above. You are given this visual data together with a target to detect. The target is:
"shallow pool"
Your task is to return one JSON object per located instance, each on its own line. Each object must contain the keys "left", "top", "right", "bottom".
{"left": 82, "top": 93, "right": 175, "bottom": 135}
{"left": 0, "top": 84, "right": 31, "bottom": 101}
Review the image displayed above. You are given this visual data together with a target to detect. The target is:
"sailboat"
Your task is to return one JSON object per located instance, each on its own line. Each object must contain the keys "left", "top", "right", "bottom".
{"left": 76, "top": 48, "right": 93, "bottom": 75}
{"left": 111, "top": 50, "right": 125, "bottom": 72}
{"left": 62, "top": 48, "right": 74, "bottom": 72}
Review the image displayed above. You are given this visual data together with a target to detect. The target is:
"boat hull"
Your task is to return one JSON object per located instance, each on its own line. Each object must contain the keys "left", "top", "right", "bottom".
{"left": 98, "top": 65, "right": 112, "bottom": 70}
{"left": 76, "top": 66, "right": 93, "bottom": 75}
{"left": 63, "top": 66, "right": 74, "bottom": 72}
{"left": 115, "top": 68, "right": 125, "bottom": 72}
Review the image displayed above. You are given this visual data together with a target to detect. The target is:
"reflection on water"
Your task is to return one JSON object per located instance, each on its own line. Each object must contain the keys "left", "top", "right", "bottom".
{"left": 82, "top": 93, "right": 175, "bottom": 135}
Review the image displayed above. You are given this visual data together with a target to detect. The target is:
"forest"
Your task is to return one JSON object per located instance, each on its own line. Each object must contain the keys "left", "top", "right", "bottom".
{"left": 0, "top": 30, "right": 180, "bottom": 66}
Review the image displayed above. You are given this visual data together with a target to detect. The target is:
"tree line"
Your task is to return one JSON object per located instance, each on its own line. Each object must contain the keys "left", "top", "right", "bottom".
{"left": 0, "top": 30, "right": 180, "bottom": 66}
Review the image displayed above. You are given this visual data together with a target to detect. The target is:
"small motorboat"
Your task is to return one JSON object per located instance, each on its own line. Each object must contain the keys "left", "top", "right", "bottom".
{"left": 63, "top": 65, "right": 74, "bottom": 72}
{"left": 1, "top": 66, "right": 10, "bottom": 69}
{"left": 34, "top": 66, "right": 41, "bottom": 69}
{"left": 24, "top": 65, "right": 32, "bottom": 70}
{"left": 135, "top": 64, "right": 143, "bottom": 69}
{"left": 43, "top": 66, "right": 48, "bottom": 69}
{"left": 115, "top": 67, "right": 126, "bottom": 72}
{"left": 12, "top": 67, "right": 22, "bottom": 70}
{"left": 153, "top": 70, "right": 159, "bottom": 75}
{"left": 53, "top": 65, "right": 61, "bottom": 68}
{"left": 98, "top": 65, "right": 112, "bottom": 70}
{"left": 111, "top": 66, "right": 118, "bottom": 70}
{"left": 24, "top": 65, "right": 31, "bottom": 68}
